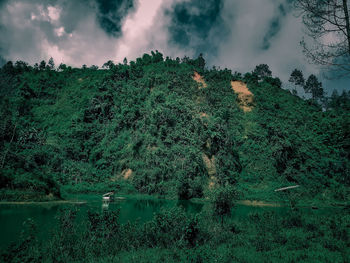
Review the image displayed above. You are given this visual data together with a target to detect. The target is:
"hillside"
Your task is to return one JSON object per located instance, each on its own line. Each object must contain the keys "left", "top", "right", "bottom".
{"left": 0, "top": 52, "right": 349, "bottom": 202}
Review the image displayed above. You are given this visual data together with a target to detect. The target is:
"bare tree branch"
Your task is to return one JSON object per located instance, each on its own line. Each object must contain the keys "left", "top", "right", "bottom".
{"left": 294, "top": 0, "right": 350, "bottom": 76}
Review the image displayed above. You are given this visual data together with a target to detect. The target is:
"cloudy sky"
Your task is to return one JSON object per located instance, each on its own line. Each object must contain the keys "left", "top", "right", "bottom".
{"left": 0, "top": 0, "right": 348, "bottom": 93}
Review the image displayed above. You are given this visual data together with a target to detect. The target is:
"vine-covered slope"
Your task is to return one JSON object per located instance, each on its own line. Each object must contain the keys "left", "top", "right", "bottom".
{"left": 0, "top": 52, "right": 349, "bottom": 201}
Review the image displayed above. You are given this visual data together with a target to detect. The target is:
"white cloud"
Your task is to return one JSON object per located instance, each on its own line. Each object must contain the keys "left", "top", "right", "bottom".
{"left": 54, "top": 26, "right": 65, "bottom": 37}
{"left": 213, "top": 0, "right": 317, "bottom": 83}
{"left": 114, "top": 0, "right": 164, "bottom": 62}
{"left": 113, "top": 0, "right": 188, "bottom": 62}
{"left": 0, "top": 0, "right": 348, "bottom": 92}
{"left": 0, "top": 0, "right": 185, "bottom": 66}
{"left": 47, "top": 5, "right": 61, "bottom": 21}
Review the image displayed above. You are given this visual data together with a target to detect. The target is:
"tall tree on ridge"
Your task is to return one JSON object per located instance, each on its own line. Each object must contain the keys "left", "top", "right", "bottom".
{"left": 305, "top": 74, "right": 324, "bottom": 100}
{"left": 289, "top": 69, "right": 305, "bottom": 86}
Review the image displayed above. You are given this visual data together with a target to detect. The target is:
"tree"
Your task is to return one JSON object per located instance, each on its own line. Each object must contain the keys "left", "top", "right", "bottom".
{"left": 289, "top": 69, "right": 305, "bottom": 86}
{"left": 196, "top": 53, "right": 206, "bottom": 70}
{"left": 14, "top": 61, "right": 30, "bottom": 73}
{"left": 294, "top": 0, "right": 350, "bottom": 75}
{"left": 253, "top": 64, "right": 272, "bottom": 79}
{"left": 123, "top": 57, "right": 128, "bottom": 65}
{"left": 328, "top": 89, "right": 340, "bottom": 109}
{"left": 212, "top": 186, "right": 238, "bottom": 226}
{"left": 47, "top": 57, "right": 55, "bottom": 70}
{"left": 58, "top": 63, "right": 67, "bottom": 71}
{"left": 2, "top": 61, "right": 14, "bottom": 74}
{"left": 39, "top": 60, "right": 46, "bottom": 71}
{"left": 305, "top": 74, "right": 324, "bottom": 100}
{"left": 151, "top": 50, "right": 164, "bottom": 63}
{"left": 177, "top": 177, "right": 191, "bottom": 200}
{"left": 103, "top": 60, "right": 115, "bottom": 69}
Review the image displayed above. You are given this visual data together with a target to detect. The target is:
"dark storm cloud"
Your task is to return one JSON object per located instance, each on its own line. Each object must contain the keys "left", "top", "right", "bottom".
{"left": 95, "top": 0, "right": 135, "bottom": 37}
{"left": 58, "top": 1, "right": 93, "bottom": 34}
{"left": 0, "top": 0, "right": 6, "bottom": 66}
{"left": 165, "top": 0, "right": 300, "bottom": 78}
{"left": 0, "top": 1, "right": 46, "bottom": 61}
{"left": 0, "top": 0, "right": 137, "bottom": 65}
{"left": 166, "top": 0, "right": 229, "bottom": 60}
{"left": 163, "top": 0, "right": 349, "bottom": 93}
{"left": 261, "top": 4, "right": 289, "bottom": 50}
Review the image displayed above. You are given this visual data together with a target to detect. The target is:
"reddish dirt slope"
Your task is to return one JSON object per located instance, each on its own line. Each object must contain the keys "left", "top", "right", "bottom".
{"left": 231, "top": 81, "right": 254, "bottom": 112}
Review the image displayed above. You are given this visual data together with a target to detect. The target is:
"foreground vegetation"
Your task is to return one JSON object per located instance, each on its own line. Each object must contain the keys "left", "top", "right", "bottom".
{"left": 1, "top": 202, "right": 349, "bottom": 263}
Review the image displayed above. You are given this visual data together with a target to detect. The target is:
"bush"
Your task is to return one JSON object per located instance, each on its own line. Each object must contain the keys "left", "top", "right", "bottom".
{"left": 212, "top": 186, "right": 238, "bottom": 225}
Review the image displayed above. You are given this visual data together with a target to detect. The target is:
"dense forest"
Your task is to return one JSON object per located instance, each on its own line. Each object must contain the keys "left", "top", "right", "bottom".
{"left": 0, "top": 51, "right": 349, "bottom": 203}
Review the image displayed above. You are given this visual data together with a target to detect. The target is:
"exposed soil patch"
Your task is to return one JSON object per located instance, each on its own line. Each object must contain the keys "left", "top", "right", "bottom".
{"left": 199, "top": 112, "right": 208, "bottom": 118}
{"left": 147, "top": 145, "right": 158, "bottom": 151}
{"left": 208, "top": 175, "right": 218, "bottom": 190}
{"left": 122, "top": 168, "right": 133, "bottom": 180}
{"left": 112, "top": 168, "right": 133, "bottom": 181}
{"left": 202, "top": 154, "right": 216, "bottom": 175}
{"left": 231, "top": 81, "right": 254, "bottom": 112}
{"left": 202, "top": 153, "right": 219, "bottom": 189}
{"left": 193, "top": 72, "right": 207, "bottom": 89}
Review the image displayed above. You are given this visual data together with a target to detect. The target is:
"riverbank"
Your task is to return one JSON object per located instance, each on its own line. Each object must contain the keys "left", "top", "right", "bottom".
{"left": 0, "top": 189, "right": 62, "bottom": 202}
{"left": 1, "top": 195, "right": 347, "bottom": 210}
{"left": 1, "top": 181, "right": 348, "bottom": 208}
{"left": 1, "top": 198, "right": 349, "bottom": 263}
{"left": 0, "top": 200, "right": 87, "bottom": 205}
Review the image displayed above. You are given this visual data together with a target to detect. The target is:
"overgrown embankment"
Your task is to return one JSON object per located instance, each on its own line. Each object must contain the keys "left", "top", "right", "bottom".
{"left": 0, "top": 52, "right": 349, "bottom": 203}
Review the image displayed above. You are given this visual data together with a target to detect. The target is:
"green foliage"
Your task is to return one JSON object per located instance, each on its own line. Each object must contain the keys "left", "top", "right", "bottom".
{"left": 47, "top": 57, "right": 55, "bottom": 70}
{"left": 289, "top": 68, "right": 305, "bottom": 86}
{"left": 2, "top": 206, "right": 349, "bottom": 262}
{"left": 253, "top": 63, "right": 272, "bottom": 79}
{"left": 1, "top": 218, "right": 40, "bottom": 263}
{"left": 304, "top": 74, "right": 324, "bottom": 100}
{"left": 212, "top": 186, "right": 238, "bottom": 225}
{"left": 0, "top": 51, "right": 349, "bottom": 202}
{"left": 142, "top": 207, "right": 200, "bottom": 248}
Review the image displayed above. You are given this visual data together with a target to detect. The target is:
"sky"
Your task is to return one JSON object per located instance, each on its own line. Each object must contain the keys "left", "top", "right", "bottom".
{"left": 0, "top": 0, "right": 349, "bottom": 94}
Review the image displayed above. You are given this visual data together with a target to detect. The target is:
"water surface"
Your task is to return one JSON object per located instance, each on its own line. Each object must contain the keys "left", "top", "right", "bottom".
{"left": 0, "top": 195, "right": 338, "bottom": 250}
{"left": 0, "top": 195, "right": 203, "bottom": 249}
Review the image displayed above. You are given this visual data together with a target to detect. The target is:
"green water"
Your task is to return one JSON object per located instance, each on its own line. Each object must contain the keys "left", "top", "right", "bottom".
{"left": 0, "top": 195, "right": 205, "bottom": 250}
{"left": 0, "top": 195, "right": 337, "bottom": 251}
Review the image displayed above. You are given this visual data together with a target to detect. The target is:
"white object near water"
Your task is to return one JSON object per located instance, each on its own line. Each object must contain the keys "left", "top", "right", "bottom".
{"left": 102, "top": 192, "right": 115, "bottom": 201}
{"left": 274, "top": 185, "right": 300, "bottom": 192}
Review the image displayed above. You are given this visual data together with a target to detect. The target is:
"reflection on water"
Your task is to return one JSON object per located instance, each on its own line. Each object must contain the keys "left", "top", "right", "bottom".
{"left": 0, "top": 196, "right": 203, "bottom": 250}
{"left": 102, "top": 201, "right": 109, "bottom": 210}
{"left": 131, "top": 199, "right": 167, "bottom": 211}
{"left": 177, "top": 200, "right": 204, "bottom": 214}
{"left": 0, "top": 196, "right": 342, "bottom": 250}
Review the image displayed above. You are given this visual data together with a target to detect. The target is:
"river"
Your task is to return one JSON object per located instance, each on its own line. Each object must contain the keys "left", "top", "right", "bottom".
{"left": 0, "top": 195, "right": 336, "bottom": 251}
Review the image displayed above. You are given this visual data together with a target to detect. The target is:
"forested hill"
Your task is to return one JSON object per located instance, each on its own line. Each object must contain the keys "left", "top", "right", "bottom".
{"left": 0, "top": 52, "right": 349, "bottom": 202}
